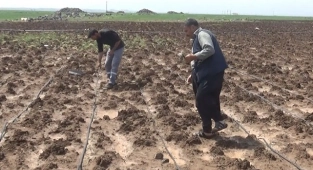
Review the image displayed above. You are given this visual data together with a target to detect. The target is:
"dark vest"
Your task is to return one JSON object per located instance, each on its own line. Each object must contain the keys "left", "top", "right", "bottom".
{"left": 192, "top": 29, "right": 228, "bottom": 83}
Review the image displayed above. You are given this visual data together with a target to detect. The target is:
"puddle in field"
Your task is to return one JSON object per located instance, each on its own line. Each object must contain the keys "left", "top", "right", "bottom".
{"left": 224, "top": 149, "right": 248, "bottom": 159}
{"left": 25, "top": 144, "right": 45, "bottom": 169}
{"left": 307, "top": 148, "right": 313, "bottom": 156}
{"left": 201, "top": 154, "right": 214, "bottom": 161}
{"left": 255, "top": 84, "right": 271, "bottom": 93}
{"left": 198, "top": 147, "right": 214, "bottom": 161}
{"left": 48, "top": 133, "right": 67, "bottom": 140}
{"left": 109, "top": 133, "right": 134, "bottom": 158}
{"left": 160, "top": 143, "right": 188, "bottom": 166}
{"left": 97, "top": 109, "right": 118, "bottom": 119}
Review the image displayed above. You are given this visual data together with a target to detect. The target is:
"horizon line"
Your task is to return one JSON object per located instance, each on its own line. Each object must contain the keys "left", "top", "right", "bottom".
{"left": 1, "top": 7, "right": 313, "bottom": 17}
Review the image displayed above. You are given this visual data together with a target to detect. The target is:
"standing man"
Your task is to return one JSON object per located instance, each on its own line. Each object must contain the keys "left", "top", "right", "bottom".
{"left": 183, "top": 18, "right": 228, "bottom": 138}
{"left": 88, "top": 28, "right": 125, "bottom": 89}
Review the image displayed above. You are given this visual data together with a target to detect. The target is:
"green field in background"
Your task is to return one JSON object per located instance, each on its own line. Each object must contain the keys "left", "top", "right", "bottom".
{"left": 1, "top": 10, "right": 313, "bottom": 22}
{"left": 0, "top": 10, "right": 54, "bottom": 20}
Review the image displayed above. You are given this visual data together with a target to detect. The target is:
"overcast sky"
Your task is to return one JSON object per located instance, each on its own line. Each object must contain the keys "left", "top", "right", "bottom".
{"left": 1, "top": 0, "right": 313, "bottom": 16}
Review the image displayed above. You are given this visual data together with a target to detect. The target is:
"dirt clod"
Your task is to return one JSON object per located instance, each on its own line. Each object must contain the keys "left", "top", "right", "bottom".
{"left": 210, "top": 146, "right": 224, "bottom": 156}
{"left": 0, "top": 152, "right": 5, "bottom": 161}
{"left": 185, "top": 136, "right": 202, "bottom": 146}
{"left": 93, "top": 151, "right": 118, "bottom": 169}
{"left": 39, "top": 139, "right": 70, "bottom": 160}
{"left": 162, "top": 158, "right": 170, "bottom": 164}
{"left": 155, "top": 153, "right": 163, "bottom": 160}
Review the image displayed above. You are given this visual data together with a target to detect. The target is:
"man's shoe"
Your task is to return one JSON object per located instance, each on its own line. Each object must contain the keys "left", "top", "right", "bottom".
{"left": 104, "top": 83, "right": 115, "bottom": 89}
{"left": 212, "top": 121, "right": 228, "bottom": 133}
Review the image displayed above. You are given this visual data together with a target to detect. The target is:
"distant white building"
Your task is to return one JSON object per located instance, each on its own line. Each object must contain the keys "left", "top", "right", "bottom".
{"left": 21, "top": 17, "right": 28, "bottom": 21}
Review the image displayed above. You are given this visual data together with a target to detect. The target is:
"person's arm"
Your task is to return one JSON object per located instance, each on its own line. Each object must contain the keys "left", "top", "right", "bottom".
{"left": 188, "top": 31, "right": 215, "bottom": 69}
{"left": 194, "top": 31, "right": 215, "bottom": 60}
{"left": 98, "top": 52, "right": 103, "bottom": 65}
{"left": 110, "top": 40, "right": 121, "bottom": 52}
{"left": 97, "top": 40, "right": 104, "bottom": 66}
{"left": 110, "top": 31, "right": 122, "bottom": 52}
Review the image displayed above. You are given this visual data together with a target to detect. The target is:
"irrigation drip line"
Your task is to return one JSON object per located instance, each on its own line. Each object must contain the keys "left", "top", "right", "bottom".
{"left": 76, "top": 71, "right": 100, "bottom": 170}
{"left": 150, "top": 54, "right": 310, "bottom": 170}
{"left": 225, "top": 81, "right": 306, "bottom": 170}
{"left": 0, "top": 65, "right": 67, "bottom": 142}
{"left": 233, "top": 82, "right": 312, "bottom": 128}
{"left": 1, "top": 29, "right": 313, "bottom": 34}
{"left": 228, "top": 65, "right": 313, "bottom": 103}
{"left": 162, "top": 58, "right": 305, "bottom": 170}
{"left": 258, "top": 138, "right": 304, "bottom": 170}
{"left": 226, "top": 113, "right": 304, "bottom": 170}
{"left": 138, "top": 86, "right": 181, "bottom": 170}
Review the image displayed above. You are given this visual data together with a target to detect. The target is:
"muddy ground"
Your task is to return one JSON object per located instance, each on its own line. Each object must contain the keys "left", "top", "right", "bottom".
{"left": 0, "top": 21, "right": 313, "bottom": 170}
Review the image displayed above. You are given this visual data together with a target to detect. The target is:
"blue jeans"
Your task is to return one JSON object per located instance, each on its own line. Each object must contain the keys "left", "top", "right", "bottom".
{"left": 104, "top": 47, "right": 124, "bottom": 84}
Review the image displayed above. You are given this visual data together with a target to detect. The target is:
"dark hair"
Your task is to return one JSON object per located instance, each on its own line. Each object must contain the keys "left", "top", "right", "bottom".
{"left": 185, "top": 18, "right": 199, "bottom": 27}
{"left": 88, "top": 29, "right": 98, "bottom": 38}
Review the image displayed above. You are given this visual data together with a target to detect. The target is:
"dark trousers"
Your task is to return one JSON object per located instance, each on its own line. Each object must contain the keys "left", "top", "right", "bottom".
{"left": 192, "top": 71, "right": 224, "bottom": 133}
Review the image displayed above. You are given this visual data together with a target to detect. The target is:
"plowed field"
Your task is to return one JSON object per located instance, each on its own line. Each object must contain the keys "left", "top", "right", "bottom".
{"left": 0, "top": 21, "right": 313, "bottom": 170}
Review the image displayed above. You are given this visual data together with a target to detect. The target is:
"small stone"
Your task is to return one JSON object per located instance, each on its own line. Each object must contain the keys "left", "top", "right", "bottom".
{"left": 162, "top": 158, "right": 169, "bottom": 164}
{"left": 155, "top": 153, "right": 163, "bottom": 160}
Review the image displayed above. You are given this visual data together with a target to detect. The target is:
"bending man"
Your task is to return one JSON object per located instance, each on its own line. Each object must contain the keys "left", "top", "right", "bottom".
{"left": 88, "top": 29, "right": 125, "bottom": 89}
{"left": 184, "top": 18, "right": 228, "bottom": 138}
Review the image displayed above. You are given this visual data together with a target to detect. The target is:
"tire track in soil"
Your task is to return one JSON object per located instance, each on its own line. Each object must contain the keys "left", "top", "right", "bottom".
{"left": 0, "top": 54, "right": 99, "bottom": 169}
{"left": 0, "top": 54, "right": 66, "bottom": 137}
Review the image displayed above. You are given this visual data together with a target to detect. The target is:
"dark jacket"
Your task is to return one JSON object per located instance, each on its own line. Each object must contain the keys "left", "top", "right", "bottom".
{"left": 97, "top": 29, "right": 125, "bottom": 52}
{"left": 192, "top": 29, "right": 228, "bottom": 83}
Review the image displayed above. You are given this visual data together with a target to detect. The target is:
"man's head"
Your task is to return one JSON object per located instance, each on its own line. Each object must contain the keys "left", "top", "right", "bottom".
{"left": 88, "top": 29, "right": 100, "bottom": 40}
{"left": 184, "top": 18, "right": 199, "bottom": 38}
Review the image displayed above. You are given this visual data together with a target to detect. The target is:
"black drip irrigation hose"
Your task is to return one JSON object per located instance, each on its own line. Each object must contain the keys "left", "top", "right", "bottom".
{"left": 225, "top": 81, "right": 306, "bottom": 170}
{"left": 76, "top": 71, "right": 100, "bottom": 170}
{"left": 148, "top": 54, "right": 308, "bottom": 170}
{"left": 0, "top": 65, "right": 66, "bottom": 142}
{"left": 228, "top": 65, "right": 313, "bottom": 103}
{"left": 138, "top": 86, "right": 181, "bottom": 170}
{"left": 1, "top": 29, "right": 313, "bottom": 34}
{"left": 228, "top": 116, "right": 304, "bottom": 170}
{"left": 159, "top": 61, "right": 305, "bottom": 170}
{"left": 258, "top": 138, "right": 304, "bottom": 170}
{"left": 233, "top": 82, "right": 312, "bottom": 128}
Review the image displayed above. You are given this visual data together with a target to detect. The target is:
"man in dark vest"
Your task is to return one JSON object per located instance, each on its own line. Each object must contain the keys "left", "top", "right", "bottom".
{"left": 184, "top": 18, "right": 228, "bottom": 138}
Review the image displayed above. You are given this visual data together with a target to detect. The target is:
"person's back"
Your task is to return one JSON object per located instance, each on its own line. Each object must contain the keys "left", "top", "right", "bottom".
{"left": 88, "top": 29, "right": 125, "bottom": 89}
{"left": 97, "top": 29, "right": 125, "bottom": 50}
{"left": 192, "top": 28, "right": 228, "bottom": 83}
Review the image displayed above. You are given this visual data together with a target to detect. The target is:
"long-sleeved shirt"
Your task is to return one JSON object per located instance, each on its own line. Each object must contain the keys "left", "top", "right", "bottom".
{"left": 191, "top": 27, "right": 215, "bottom": 69}
{"left": 96, "top": 29, "right": 125, "bottom": 53}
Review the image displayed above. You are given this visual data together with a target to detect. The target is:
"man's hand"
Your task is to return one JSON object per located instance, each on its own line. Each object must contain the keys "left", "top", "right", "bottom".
{"left": 98, "top": 52, "right": 103, "bottom": 70}
{"left": 108, "top": 50, "right": 114, "bottom": 57}
{"left": 186, "top": 74, "right": 192, "bottom": 84}
{"left": 185, "top": 54, "right": 197, "bottom": 64}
